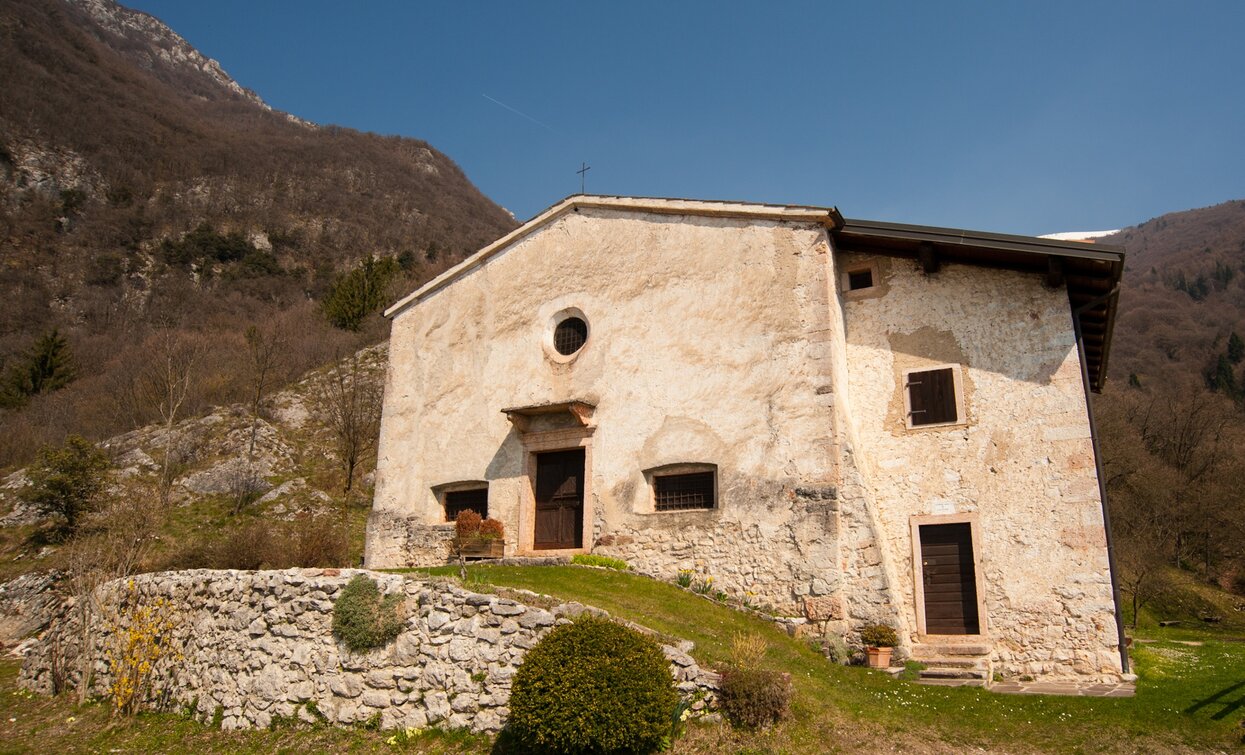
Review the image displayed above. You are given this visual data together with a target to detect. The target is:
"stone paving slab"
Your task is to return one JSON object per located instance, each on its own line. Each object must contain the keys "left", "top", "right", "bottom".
{"left": 991, "top": 680, "right": 1136, "bottom": 697}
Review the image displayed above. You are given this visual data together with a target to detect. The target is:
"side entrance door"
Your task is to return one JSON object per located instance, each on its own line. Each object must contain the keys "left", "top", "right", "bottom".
{"left": 534, "top": 449, "right": 584, "bottom": 550}
{"left": 919, "top": 522, "right": 981, "bottom": 634}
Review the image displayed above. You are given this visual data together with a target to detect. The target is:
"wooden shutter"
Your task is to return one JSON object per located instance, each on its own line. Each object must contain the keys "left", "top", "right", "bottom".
{"left": 444, "top": 488, "right": 488, "bottom": 521}
{"left": 654, "top": 472, "right": 716, "bottom": 511}
{"left": 908, "top": 368, "right": 957, "bottom": 426}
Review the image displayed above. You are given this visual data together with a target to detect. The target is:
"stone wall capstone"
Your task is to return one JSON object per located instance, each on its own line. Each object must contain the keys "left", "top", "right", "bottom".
{"left": 19, "top": 569, "right": 718, "bottom": 732}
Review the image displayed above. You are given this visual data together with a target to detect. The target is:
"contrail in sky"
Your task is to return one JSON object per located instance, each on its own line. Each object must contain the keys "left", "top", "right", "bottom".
{"left": 482, "top": 93, "right": 558, "bottom": 134}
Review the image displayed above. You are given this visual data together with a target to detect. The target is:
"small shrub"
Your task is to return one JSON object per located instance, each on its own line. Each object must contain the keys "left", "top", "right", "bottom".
{"left": 860, "top": 623, "right": 898, "bottom": 648}
{"left": 718, "top": 667, "right": 791, "bottom": 730}
{"left": 454, "top": 509, "right": 483, "bottom": 539}
{"left": 332, "top": 575, "right": 405, "bottom": 653}
{"left": 572, "top": 553, "right": 629, "bottom": 571}
{"left": 282, "top": 514, "right": 351, "bottom": 568}
{"left": 823, "top": 633, "right": 850, "bottom": 665}
{"left": 729, "top": 631, "right": 768, "bottom": 671}
{"left": 478, "top": 517, "right": 504, "bottom": 540}
{"left": 509, "top": 615, "right": 677, "bottom": 754}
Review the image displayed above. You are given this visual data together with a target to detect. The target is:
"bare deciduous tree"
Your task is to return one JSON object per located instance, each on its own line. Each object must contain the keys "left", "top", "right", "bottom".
{"left": 243, "top": 323, "right": 289, "bottom": 460}
{"left": 311, "top": 351, "right": 383, "bottom": 494}
{"left": 137, "top": 328, "right": 201, "bottom": 505}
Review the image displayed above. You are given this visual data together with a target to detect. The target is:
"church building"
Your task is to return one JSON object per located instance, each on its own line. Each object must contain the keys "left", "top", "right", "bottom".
{"left": 365, "top": 195, "right": 1127, "bottom": 682}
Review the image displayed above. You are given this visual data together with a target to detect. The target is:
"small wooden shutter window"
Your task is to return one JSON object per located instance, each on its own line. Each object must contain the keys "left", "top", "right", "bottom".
{"left": 907, "top": 368, "right": 957, "bottom": 426}
{"left": 654, "top": 471, "right": 716, "bottom": 511}
{"left": 445, "top": 487, "right": 488, "bottom": 521}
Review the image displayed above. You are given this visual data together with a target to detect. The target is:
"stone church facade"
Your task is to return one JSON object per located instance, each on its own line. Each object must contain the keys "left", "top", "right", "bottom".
{"left": 366, "top": 195, "right": 1127, "bottom": 682}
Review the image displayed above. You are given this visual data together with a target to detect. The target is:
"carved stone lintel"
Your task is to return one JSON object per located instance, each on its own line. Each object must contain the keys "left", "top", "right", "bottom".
{"left": 502, "top": 400, "right": 596, "bottom": 433}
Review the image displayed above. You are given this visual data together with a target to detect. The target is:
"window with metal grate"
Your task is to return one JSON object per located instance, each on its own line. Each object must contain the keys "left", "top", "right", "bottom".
{"left": 553, "top": 316, "right": 588, "bottom": 355}
{"left": 653, "top": 471, "right": 716, "bottom": 511}
{"left": 444, "top": 487, "right": 488, "bottom": 521}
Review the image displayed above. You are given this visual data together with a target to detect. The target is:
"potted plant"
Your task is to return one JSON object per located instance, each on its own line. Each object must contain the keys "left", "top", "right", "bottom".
{"left": 454, "top": 510, "right": 505, "bottom": 559}
{"left": 859, "top": 623, "right": 898, "bottom": 669}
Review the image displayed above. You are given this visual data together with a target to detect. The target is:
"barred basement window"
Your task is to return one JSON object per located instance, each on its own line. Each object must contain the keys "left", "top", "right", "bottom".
{"left": 905, "top": 366, "right": 961, "bottom": 427}
{"left": 553, "top": 317, "right": 589, "bottom": 356}
{"left": 653, "top": 470, "right": 716, "bottom": 512}
{"left": 444, "top": 487, "right": 488, "bottom": 521}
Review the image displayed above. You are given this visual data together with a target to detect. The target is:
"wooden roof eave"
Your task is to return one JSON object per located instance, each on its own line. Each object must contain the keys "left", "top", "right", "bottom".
{"left": 833, "top": 218, "right": 1125, "bottom": 393}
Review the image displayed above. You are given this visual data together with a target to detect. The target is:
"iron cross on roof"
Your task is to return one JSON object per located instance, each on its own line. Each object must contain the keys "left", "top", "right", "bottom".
{"left": 577, "top": 162, "right": 590, "bottom": 194}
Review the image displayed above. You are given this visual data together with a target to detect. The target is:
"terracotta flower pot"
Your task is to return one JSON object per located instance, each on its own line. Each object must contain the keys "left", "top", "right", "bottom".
{"left": 865, "top": 646, "right": 893, "bottom": 669}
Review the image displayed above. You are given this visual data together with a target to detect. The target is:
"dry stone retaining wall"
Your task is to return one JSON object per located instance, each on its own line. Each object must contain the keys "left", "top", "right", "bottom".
{"left": 19, "top": 569, "right": 718, "bottom": 732}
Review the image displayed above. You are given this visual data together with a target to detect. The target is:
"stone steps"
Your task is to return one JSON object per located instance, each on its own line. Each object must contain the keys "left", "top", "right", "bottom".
{"left": 909, "top": 642, "right": 993, "bottom": 688}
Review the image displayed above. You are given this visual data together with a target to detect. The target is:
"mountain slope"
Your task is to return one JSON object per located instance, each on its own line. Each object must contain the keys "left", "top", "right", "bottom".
{"left": 0, "top": 0, "right": 518, "bottom": 467}
{"left": 1103, "top": 199, "right": 1245, "bottom": 388}
{"left": 1094, "top": 199, "right": 1245, "bottom": 596}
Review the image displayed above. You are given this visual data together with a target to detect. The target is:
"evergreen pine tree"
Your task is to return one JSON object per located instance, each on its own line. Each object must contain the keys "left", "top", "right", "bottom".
{"left": 1, "top": 329, "right": 76, "bottom": 407}
{"left": 1228, "top": 332, "right": 1244, "bottom": 364}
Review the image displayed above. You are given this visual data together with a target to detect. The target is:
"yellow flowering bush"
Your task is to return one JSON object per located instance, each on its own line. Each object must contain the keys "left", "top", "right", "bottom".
{"left": 102, "top": 580, "right": 183, "bottom": 716}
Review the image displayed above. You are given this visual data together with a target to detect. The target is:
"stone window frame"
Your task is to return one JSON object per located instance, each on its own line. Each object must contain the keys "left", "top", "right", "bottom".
{"left": 901, "top": 363, "right": 967, "bottom": 431}
{"left": 642, "top": 463, "right": 718, "bottom": 514}
{"left": 840, "top": 260, "right": 884, "bottom": 301}
{"left": 543, "top": 307, "right": 590, "bottom": 364}
{"left": 432, "top": 480, "right": 490, "bottom": 522}
{"left": 909, "top": 512, "right": 989, "bottom": 639}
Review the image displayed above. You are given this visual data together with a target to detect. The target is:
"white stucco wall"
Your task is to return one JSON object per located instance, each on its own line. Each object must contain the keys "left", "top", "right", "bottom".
{"left": 836, "top": 252, "right": 1122, "bottom": 678}
{"left": 368, "top": 207, "right": 841, "bottom": 611}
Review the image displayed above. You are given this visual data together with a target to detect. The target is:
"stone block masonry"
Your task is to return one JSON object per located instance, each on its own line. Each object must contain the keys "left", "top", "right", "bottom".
{"left": 19, "top": 569, "right": 718, "bottom": 732}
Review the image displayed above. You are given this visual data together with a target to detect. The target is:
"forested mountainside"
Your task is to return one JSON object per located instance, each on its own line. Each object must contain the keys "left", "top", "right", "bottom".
{"left": 0, "top": 0, "right": 517, "bottom": 467}
{"left": 1094, "top": 199, "right": 1245, "bottom": 598}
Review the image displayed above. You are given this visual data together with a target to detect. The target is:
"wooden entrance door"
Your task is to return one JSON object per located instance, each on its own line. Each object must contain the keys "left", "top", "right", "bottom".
{"left": 919, "top": 523, "right": 980, "bottom": 634}
{"left": 534, "top": 449, "right": 584, "bottom": 550}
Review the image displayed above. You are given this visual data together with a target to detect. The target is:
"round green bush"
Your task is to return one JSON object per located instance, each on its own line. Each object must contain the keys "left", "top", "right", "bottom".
{"left": 331, "top": 574, "right": 405, "bottom": 653}
{"left": 509, "top": 615, "right": 677, "bottom": 754}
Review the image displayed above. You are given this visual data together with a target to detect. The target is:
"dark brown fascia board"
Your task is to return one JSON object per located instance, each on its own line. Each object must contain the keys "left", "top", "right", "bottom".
{"left": 836, "top": 218, "right": 1125, "bottom": 264}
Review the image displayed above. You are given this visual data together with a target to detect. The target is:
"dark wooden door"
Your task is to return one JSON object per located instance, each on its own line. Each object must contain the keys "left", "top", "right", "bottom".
{"left": 919, "top": 523, "right": 980, "bottom": 634}
{"left": 534, "top": 449, "right": 584, "bottom": 550}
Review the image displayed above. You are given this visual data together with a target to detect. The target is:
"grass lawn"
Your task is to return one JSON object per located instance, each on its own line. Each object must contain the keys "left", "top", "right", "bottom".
{"left": 0, "top": 564, "right": 1241, "bottom": 753}
{"left": 423, "top": 564, "right": 1245, "bottom": 753}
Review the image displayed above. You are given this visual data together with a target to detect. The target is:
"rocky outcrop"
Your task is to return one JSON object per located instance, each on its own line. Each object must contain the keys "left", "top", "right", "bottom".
{"left": 19, "top": 569, "right": 718, "bottom": 732}
{"left": 0, "top": 571, "right": 66, "bottom": 654}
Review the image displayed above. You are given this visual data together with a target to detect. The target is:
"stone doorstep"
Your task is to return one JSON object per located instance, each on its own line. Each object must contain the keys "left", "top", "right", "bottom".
{"left": 909, "top": 642, "right": 992, "bottom": 658}
{"left": 990, "top": 680, "right": 1137, "bottom": 698}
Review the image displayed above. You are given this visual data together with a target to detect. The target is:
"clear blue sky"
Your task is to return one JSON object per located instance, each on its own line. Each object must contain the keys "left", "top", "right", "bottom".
{"left": 126, "top": 1, "right": 1245, "bottom": 235}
